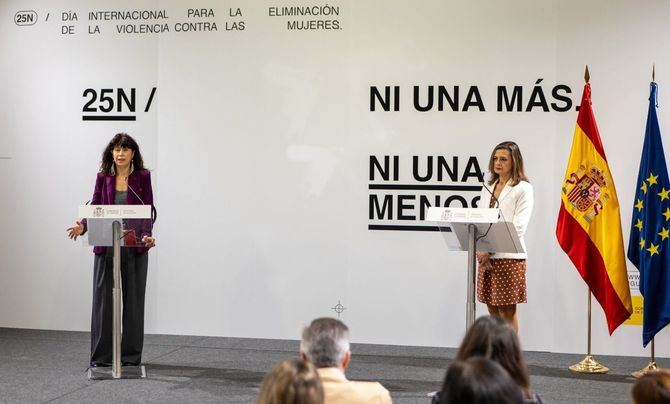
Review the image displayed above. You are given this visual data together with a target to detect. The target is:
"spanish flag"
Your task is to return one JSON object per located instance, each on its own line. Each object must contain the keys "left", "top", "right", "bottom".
{"left": 556, "top": 82, "right": 633, "bottom": 334}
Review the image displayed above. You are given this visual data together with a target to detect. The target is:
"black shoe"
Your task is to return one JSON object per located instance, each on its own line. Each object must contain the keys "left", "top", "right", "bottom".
{"left": 89, "top": 362, "right": 111, "bottom": 368}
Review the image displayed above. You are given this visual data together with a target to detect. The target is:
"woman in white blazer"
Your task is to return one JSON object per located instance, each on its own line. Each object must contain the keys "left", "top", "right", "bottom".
{"left": 476, "top": 141, "right": 533, "bottom": 333}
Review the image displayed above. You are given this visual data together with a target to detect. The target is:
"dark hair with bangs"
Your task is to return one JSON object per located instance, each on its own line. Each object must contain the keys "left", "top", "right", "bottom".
{"left": 100, "top": 133, "right": 145, "bottom": 175}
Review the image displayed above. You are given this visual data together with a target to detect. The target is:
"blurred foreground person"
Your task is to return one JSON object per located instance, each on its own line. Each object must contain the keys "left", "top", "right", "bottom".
{"left": 257, "top": 358, "right": 323, "bottom": 404}
{"left": 631, "top": 370, "right": 670, "bottom": 404}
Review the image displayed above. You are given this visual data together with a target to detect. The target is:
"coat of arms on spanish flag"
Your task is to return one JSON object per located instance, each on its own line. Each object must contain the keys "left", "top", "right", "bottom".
{"left": 556, "top": 81, "right": 633, "bottom": 334}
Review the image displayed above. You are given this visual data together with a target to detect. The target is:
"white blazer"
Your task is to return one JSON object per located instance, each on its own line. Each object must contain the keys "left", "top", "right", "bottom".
{"left": 479, "top": 180, "right": 534, "bottom": 259}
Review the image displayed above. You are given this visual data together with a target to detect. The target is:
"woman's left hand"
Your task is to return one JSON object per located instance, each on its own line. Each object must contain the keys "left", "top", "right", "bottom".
{"left": 142, "top": 236, "right": 156, "bottom": 248}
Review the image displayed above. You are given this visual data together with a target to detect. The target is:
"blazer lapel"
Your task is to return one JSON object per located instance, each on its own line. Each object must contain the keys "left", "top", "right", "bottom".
{"left": 497, "top": 181, "right": 513, "bottom": 203}
{"left": 105, "top": 175, "right": 115, "bottom": 205}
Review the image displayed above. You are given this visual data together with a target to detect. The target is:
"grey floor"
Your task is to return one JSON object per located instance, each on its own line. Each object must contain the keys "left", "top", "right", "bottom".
{"left": 0, "top": 327, "right": 656, "bottom": 403}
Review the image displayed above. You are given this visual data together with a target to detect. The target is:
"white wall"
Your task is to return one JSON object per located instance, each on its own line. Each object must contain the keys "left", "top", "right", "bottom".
{"left": 2, "top": 0, "right": 670, "bottom": 356}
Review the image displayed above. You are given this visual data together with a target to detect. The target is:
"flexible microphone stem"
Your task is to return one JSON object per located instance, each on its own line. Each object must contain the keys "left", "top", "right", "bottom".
{"left": 124, "top": 177, "right": 145, "bottom": 205}
{"left": 478, "top": 182, "right": 500, "bottom": 242}
{"left": 124, "top": 176, "right": 157, "bottom": 223}
{"left": 481, "top": 181, "right": 520, "bottom": 253}
{"left": 481, "top": 182, "right": 500, "bottom": 211}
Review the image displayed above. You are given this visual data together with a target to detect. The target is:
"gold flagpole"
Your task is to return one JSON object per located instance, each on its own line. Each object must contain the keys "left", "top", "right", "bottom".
{"left": 633, "top": 339, "right": 659, "bottom": 378}
{"left": 569, "top": 288, "right": 609, "bottom": 373}
{"left": 568, "top": 67, "right": 608, "bottom": 374}
{"left": 584, "top": 65, "right": 590, "bottom": 83}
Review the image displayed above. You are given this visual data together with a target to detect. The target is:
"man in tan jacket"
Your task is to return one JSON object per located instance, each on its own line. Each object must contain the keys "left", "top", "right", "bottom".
{"left": 300, "top": 317, "right": 392, "bottom": 404}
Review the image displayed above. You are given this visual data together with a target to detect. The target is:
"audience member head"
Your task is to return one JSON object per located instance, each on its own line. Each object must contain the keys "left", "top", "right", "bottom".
{"left": 257, "top": 358, "right": 324, "bottom": 404}
{"left": 300, "top": 318, "right": 351, "bottom": 371}
{"left": 631, "top": 370, "right": 670, "bottom": 404}
{"left": 456, "top": 315, "right": 530, "bottom": 394}
{"left": 440, "top": 357, "right": 523, "bottom": 404}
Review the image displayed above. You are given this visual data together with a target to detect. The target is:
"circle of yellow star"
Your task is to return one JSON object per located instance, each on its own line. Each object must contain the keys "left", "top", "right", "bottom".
{"left": 640, "top": 238, "right": 646, "bottom": 250}
{"left": 664, "top": 207, "right": 670, "bottom": 222}
{"left": 659, "top": 228, "right": 670, "bottom": 241}
{"left": 635, "top": 218, "right": 644, "bottom": 231}
{"left": 641, "top": 182, "right": 648, "bottom": 194}
{"left": 659, "top": 188, "right": 670, "bottom": 201}
{"left": 647, "top": 243, "right": 660, "bottom": 256}
{"left": 635, "top": 199, "right": 644, "bottom": 211}
{"left": 647, "top": 173, "right": 659, "bottom": 186}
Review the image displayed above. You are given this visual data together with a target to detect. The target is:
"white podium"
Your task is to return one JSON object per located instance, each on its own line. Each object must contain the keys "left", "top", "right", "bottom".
{"left": 426, "top": 207, "right": 523, "bottom": 329}
{"left": 79, "top": 204, "right": 152, "bottom": 380}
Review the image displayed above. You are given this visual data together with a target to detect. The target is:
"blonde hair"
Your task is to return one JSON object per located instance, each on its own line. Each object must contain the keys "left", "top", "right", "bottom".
{"left": 257, "top": 358, "right": 324, "bottom": 404}
{"left": 632, "top": 370, "right": 670, "bottom": 404}
{"left": 487, "top": 141, "right": 529, "bottom": 186}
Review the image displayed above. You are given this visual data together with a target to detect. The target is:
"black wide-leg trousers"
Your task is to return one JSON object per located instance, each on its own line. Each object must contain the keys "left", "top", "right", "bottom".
{"left": 90, "top": 248, "right": 148, "bottom": 366}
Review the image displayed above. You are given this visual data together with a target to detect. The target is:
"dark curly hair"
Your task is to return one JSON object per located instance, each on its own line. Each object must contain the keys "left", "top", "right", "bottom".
{"left": 100, "top": 133, "right": 145, "bottom": 175}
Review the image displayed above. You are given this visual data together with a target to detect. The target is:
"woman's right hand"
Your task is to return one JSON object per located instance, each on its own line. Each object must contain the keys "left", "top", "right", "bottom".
{"left": 476, "top": 251, "right": 490, "bottom": 267}
{"left": 67, "top": 221, "right": 84, "bottom": 240}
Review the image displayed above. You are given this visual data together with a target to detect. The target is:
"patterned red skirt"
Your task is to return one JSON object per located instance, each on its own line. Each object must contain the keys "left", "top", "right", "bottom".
{"left": 477, "top": 258, "right": 527, "bottom": 306}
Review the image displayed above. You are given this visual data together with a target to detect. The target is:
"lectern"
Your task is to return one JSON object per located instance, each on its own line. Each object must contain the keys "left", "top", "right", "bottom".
{"left": 79, "top": 204, "right": 152, "bottom": 380}
{"left": 426, "top": 207, "right": 523, "bottom": 329}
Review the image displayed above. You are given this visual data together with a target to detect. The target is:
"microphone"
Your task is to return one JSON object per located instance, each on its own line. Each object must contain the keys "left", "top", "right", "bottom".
{"left": 481, "top": 177, "right": 509, "bottom": 223}
{"left": 481, "top": 176, "right": 520, "bottom": 253}
{"left": 124, "top": 176, "right": 157, "bottom": 225}
{"left": 125, "top": 177, "right": 158, "bottom": 245}
{"left": 480, "top": 181, "right": 500, "bottom": 211}
{"left": 124, "top": 177, "right": 144, "bottom": 205}
{"left": 480, "top": 172, "right": 502, "bottom": 220}
{"left": 475, "top": 180, "right": 497, "bottom": 243}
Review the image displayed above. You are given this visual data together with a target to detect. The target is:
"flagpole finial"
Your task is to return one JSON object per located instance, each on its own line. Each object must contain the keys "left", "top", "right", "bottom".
{"left": 584, "top": 65, "right": 590, "bottom": 83}
{"left": 653, "top": 64, "right": 656, "bottom": 82}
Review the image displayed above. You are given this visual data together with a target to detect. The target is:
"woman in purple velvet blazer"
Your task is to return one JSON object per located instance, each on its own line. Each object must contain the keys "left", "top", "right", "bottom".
{"left": 67, "top": 133, "right": 156, "bottom": 368}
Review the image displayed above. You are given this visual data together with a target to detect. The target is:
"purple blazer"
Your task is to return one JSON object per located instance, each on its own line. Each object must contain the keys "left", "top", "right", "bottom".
{"left": 83, "top": 169, "right": 156, "bottom": 255}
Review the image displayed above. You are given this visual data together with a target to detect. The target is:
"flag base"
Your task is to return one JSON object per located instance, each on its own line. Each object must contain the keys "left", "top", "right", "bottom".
{"left": 87, "top": 365, "right": 146, "bottom": 380}
{"left": 569, "top": 355, "right": 609, "bottom": 374}
{"left": 632, "top": 361, "right": 659, "bottom": 378}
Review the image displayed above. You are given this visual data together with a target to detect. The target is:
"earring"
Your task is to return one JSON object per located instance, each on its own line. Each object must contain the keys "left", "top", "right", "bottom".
{"left": 130, "top": 161, "right": 134, "bottom": 176}
{"left": 110, "top": 164, "right": 116, "bottom": 176}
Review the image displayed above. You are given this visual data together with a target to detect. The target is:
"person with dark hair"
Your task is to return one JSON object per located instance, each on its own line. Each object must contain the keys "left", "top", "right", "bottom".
{"left": 300, "top": 317, "right": 392, "bottom": 404}
{"left": 631, "top": 370, "right": 670, "bottom": 404}
{"left": 454, "top": 316, "right": 541, "bottom": 403}
{"left": 257, "top": 358, "right": 324, "bottom": 404}
{"left": 439, "top": 357, "right": 523, "bottom": 404}
{"left": 67, "top": 133, "right": 156, "bottom": 368}
{"left": 476, "top": 141, "right": 533, "bottom": 333}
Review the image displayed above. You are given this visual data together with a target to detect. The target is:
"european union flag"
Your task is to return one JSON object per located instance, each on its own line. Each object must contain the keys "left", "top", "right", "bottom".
{"left": 628, "top": 82, "right": 670, "bottom": 346}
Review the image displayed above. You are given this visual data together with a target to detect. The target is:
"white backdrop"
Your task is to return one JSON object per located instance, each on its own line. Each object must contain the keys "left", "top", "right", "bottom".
{"left": 2, "top": 0, "right": 670, "bottom": 357}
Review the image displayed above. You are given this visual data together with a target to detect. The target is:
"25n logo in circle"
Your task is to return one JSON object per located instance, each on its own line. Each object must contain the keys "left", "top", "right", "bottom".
{"left": 15, "top": 10, "right": 37, "bottom": 26}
